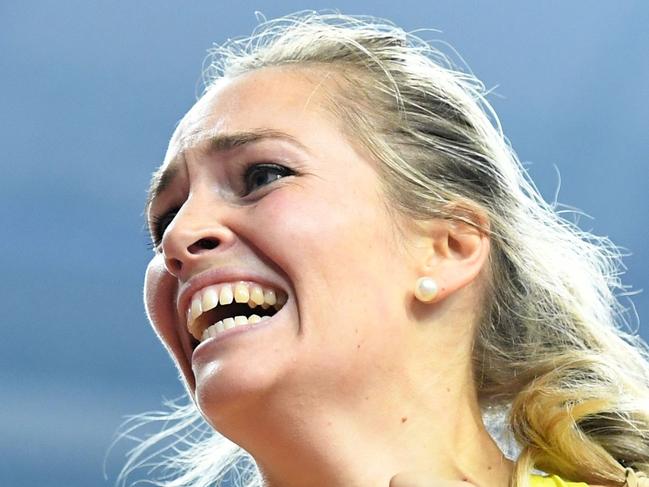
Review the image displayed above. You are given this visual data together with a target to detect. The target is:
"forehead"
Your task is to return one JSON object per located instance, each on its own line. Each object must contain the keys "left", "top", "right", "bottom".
{"left": 146, "top": 67, "right": 337, "bottom": 210}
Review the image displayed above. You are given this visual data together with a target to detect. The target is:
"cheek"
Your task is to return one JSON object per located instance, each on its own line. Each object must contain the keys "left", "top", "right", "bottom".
{"left": 144, "top": 256, "right": 189, "bottom": 374}
{"left": 144, "top": 256, "right": 173, "bottom": 335}
{"left": 258, "top": 185, "right": 386, "bottom": 262}
{"left": 255, "top": 186, "right": 403, "bottom": 337}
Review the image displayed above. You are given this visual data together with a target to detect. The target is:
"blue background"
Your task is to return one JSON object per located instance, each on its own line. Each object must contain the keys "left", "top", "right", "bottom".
{"left": 1, "top": 1, "right": 647, "bottom": 486}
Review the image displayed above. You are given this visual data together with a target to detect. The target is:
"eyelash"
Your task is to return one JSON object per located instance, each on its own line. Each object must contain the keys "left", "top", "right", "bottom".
{"left": 148, "top": 209, "right": 179, "bottom": 250}
{"left": 147, "top": 162, "right": 295, "bottom": 250}
{"left": 242, "top": 162, "right": 294, "bottom": 196}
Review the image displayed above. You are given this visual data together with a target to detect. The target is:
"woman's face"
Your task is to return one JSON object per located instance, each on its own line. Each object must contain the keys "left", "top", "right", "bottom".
{"left": 144, "top": 68, "right": 423, "bottom": 424}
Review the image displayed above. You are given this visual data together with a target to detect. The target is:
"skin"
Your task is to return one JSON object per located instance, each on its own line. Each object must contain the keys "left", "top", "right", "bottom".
{"left": 144, "top": 66, "right": 540, "bottom": 487}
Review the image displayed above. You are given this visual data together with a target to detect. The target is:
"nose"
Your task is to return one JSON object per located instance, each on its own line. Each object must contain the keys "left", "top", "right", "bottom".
{"left": 160, "top": 203, "right": 235, "bottom": 278}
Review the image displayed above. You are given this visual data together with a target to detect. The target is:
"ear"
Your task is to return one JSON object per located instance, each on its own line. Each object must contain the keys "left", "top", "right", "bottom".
{"left": 417, "top": 211, "right": 490, "bottom": 303}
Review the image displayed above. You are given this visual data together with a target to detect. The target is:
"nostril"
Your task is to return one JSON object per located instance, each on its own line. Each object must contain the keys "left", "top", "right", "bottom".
{"left": 188, "top": 237, "right": 219, "bottom": 253}
{"left": 198, "top": 238, "right": 219, "bottom": 250}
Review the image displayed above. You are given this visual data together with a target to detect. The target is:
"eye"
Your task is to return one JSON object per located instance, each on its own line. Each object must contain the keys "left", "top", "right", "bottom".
{"left": 148, "top": 207, "right": 179, "bottom": 250}
{"left": 243, "top": 163, "right": 294, "bottom": 196}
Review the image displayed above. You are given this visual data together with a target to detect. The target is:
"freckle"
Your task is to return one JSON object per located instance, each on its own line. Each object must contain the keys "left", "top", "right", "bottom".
{"left": 401, "top": 416, "right": 407, "bottom": 423}
{"left": 446, "top": 387, "right": 450, "bottom": 392}
{"left": 357, "top": 344, "right": 361, "bottom": 349}
{"left": 487, "top": 465, "right": 492, "bottom": 470}
{"left": 365, "top": 396, "right": 369, "bottom": 401}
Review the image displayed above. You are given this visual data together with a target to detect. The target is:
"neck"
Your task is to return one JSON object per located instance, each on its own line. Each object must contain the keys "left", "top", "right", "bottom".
{"left": 218, "top": 354, "right": 513, "bottom": 487}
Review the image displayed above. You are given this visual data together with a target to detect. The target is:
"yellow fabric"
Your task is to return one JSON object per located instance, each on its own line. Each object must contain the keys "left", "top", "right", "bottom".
{"left": 530, "top": 473, "right": 589, "bottom": 486}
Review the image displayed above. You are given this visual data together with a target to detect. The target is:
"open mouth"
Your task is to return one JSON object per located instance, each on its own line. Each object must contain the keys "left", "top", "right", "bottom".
{"left": 186, "top": 281, "right": 288, "bottom": 349}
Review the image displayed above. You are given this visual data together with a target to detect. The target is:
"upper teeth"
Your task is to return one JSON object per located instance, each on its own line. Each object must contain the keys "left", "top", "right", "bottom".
{"left": 186, "top": 281, "right": 287, "bottom": 341}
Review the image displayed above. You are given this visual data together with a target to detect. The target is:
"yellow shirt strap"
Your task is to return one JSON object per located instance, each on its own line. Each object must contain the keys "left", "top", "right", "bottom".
{"left": 530, "top": 473, "right": 587, "bottom": 486}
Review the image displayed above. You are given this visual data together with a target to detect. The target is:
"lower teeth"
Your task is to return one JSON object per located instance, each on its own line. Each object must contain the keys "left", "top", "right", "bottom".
{"left": 201, "top": 314, "right": 270, "bottom": 341}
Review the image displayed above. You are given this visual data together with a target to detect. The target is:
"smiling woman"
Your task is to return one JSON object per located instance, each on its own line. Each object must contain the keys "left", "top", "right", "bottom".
{"left": 119, "top": 12, "right": 649, "bottom": 487}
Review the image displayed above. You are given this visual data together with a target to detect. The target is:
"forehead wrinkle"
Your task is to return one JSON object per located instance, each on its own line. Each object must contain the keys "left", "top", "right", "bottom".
{"left": 144, "top": 128, "right": 310, "bottom": 214}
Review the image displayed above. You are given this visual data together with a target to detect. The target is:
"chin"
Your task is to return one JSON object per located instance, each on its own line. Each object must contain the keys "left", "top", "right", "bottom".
{"left": 197, "top": 334, "right": 298, "bottom": 421}
{"left": 192, "top": 349, "right": 297, "bottom": 436}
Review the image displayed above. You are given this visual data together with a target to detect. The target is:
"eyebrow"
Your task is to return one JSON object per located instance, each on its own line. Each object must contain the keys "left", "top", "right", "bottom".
{"left": 145, "top": 129, "right": 307, "bottom": 213}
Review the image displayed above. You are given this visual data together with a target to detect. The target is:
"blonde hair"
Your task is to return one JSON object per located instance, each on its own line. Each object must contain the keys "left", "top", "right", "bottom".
{"left": 117, "top": 12, "right": 649, "bottom": 487}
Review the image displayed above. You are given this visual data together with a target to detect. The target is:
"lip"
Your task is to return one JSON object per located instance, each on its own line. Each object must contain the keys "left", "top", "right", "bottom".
{"left": 191, "top": 305, "right": 283, "bottom": 366}
{"left": 176, "top": 266, "right": 290, "bottom": 363}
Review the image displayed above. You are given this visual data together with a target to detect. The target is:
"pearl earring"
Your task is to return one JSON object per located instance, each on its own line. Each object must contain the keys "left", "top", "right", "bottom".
{"left": 414, "top": 277, "right": 438, "bottom": 302}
